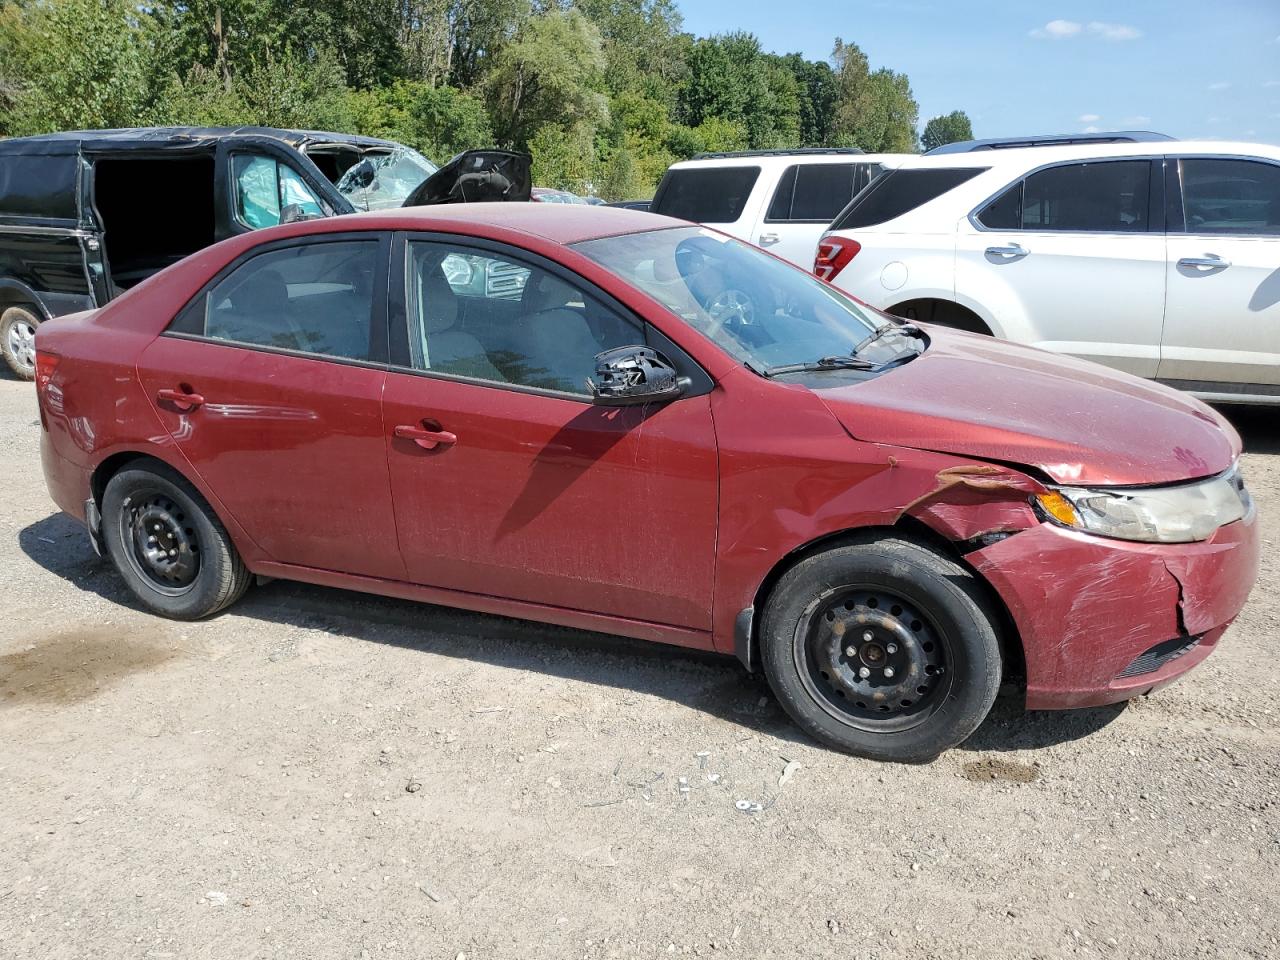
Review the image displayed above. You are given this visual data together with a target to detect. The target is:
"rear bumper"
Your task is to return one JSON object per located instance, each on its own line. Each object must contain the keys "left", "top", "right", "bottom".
{"left": 969, "top": 511, "right": 1260, "bottom": 710}
{"left": 40, "top": 430, "right": 91, "bottom": 523}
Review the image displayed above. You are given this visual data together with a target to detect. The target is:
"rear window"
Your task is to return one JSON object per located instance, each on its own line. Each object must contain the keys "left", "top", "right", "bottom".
{"left": 0, "top": 154, "right": 79, "bottom": 219}
{"left": 766, "top": 163, "right": 882, "bottom": 223}
{"left": 650, "top": 166, "right": 760, "bottom": 224}
{"left": 830, "top": 167, "right": 985, "bottom": 230}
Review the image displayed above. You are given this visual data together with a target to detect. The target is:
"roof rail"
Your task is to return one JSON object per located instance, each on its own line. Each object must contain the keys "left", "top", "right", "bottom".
{"left": 925, "top": 131, "right": 1175, "bottom": 155}
{"left": 690, "top": 147, "right": 866, "bottom": 160}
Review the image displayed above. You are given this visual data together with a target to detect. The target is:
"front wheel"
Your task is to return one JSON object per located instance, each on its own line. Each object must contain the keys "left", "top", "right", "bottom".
{"left": 760, "top": 537, "right": 1002, "bottom": 763}
{"left": 1, "top": 305, "right": 40, "bottom": 380}
{"left": 101, "top": 463, "right": 252, "bottom": 620}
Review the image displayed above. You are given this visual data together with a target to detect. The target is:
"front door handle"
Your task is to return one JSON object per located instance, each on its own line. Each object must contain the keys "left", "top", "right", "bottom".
{"left": 985, "top": 243, "right": 1029, "bottom": 260}
{"left": 1178, "top": 254, "right": 1231, "bottom": 270}
{"left": 394, "top": 422, "right": 458, "bottom": 450}
{"left": 758, "top": 232, "right": 781, "bottom": 246}
{"left": 156, "top": 387, "right": 205, "bottom": 411}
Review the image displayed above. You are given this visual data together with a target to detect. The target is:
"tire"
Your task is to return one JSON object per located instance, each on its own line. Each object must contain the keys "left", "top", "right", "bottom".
{"left": 101, "top": 462, "right": 252, "bottom": 620}
{"left": 1, "top": 305, "right": 40, "bottom": 381}
{"left": 760, "top": 536, "right": 1002, "bottom": 763}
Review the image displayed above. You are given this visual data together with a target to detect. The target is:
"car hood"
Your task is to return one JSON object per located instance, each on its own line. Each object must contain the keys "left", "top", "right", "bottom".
{"left": 815, "top": 326, "right": 1240, "bottom": 487}
{"left": 402, "top": 149, "right": 532, "bottom": 205}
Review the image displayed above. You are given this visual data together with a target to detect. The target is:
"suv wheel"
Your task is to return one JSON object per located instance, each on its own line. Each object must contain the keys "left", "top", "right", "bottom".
{"left": 1, "top": 305, "right": 40, "bottom": 380}
{"left": 760, "top": 536, "right": 1002, "bottom": 762}
{"left": 102, "top": 463, "right": 252, "bottom": 620}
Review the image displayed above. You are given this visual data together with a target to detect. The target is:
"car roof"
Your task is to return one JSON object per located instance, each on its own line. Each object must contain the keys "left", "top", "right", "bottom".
{"left": 0, "top": 126, "right": 401, "bottom": 156}
{"left": 893, "top": 139, "right": 1280, "bottom": 170}
{"left": 667, "top": 150, "right": 912, "bottom": 170}
{"left": 925, "top": 131, "right": 1174, "bottom": 154}
{"left": 324, "top": 202, "right": 690, "bottom": 245}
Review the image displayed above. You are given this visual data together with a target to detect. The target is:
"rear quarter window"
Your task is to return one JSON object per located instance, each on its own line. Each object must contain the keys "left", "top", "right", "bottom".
{"left": 830, "top": 167, "right": 985, "bottom": 230}
{"left": 0, "top": 154, "right": 79, "bottom": 220}
{"left": 650, "top": 166, "right": 761, "bottom": 224}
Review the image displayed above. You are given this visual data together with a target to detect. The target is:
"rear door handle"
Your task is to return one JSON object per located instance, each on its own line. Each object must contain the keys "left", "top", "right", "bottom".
{"left": 394, "top": 422, "right": 458, "bottom": 450}
{"left": 985, "top": 243, "right": 1029, "bottom": 259}
{"left": 156, "top": 387, "right": 205, "bottom": 411}
{"left": 1178, "top": 254, "right": 1231, "bottom": 270}
{"left": 758, "top": 232, "right": 781, "bottom": 246}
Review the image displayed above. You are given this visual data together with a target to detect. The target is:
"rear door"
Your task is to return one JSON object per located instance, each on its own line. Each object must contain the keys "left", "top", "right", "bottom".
{"left": 955, "top": 158, "right": 1166, "bottom": 376}
{"left": 381, "top": 234, "right": 719, "bottom": 629}
{"left": 1159, "top": 156, "right": 1280, "bottom": 392}
{"left": 759, "top": 161, "right": 880, "bottom": 267}
{"left": 136, "top": 232, "right": 404, "bottom": 580}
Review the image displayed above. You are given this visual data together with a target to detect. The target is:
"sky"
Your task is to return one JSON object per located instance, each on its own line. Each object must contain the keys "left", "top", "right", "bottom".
{"left": 677, "top": 0, "right": 1280, "bottom": 145}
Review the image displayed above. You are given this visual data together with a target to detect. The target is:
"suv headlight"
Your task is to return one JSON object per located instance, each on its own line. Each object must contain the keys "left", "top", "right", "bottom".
{"left": 1034, "top": 465, "right": 1250, "bottom": 544}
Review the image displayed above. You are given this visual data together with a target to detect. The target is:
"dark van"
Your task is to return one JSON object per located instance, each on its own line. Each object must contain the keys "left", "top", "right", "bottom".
{"left": 0, "top": 127, "right": 529, "bottom": 378}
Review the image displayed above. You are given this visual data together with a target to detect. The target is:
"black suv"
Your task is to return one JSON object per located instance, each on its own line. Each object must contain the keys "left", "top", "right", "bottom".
{"left": 0, "top": 127, "right": 529, "bottom": 378}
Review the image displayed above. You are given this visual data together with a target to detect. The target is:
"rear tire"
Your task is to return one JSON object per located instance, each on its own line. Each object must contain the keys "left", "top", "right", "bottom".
{"left": 101, "top": 463, "right": 251, "bottom": 620}
{"left": 1, "top": 305, "right": 40, "bottom": 380}
{"left": 760, "top": 536, "right": 1002, "bottom": 762}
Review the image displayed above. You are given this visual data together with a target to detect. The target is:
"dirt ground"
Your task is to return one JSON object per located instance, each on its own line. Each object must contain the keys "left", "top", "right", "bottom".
{"left": 2, "top": 374, "right": 1278, "bottom": 960}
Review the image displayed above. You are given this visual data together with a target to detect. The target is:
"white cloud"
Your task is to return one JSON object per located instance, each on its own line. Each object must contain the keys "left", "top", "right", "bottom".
{"left": 1264, "top": 80, "right": 1280, "bottom": 88}
{"left": 1031, "top": 19, "right": 1142, "bottom": 41}
{"left": 1207, "top": 116, "right": 1225, "bottom": 124}
{"left": 1208, "top": 81, "right": 1232, "bottom": 91}
{"left": 1087, "top": 21, "right": 1143, "bottom": 41}
{"left": 1121, "top": 115, "right": 1152, "bottom": 125}
{"left": 1030, "top": 19, "right": 1082, "bottom": 39}
{"left": 1078, "top": 113, "right": 1101, "bottom": 123}
{"left": 1082, "top": 125, "right": 1101, "bottom": 133}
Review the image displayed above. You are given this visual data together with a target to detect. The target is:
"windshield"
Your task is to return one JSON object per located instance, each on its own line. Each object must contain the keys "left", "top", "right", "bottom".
{"left": 572, "top": 226, "right": 909, "bottom": 372}
{"left": 335, "top": 146, "right": 439, "bottom": 211}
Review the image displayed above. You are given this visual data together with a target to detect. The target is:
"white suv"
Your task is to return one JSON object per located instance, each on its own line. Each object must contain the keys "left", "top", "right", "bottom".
{"left": 650, "top": 149, "right": 908, "bottom": 268}
{"left": 818, "top": 141, "right": 1280, "bottom": 403}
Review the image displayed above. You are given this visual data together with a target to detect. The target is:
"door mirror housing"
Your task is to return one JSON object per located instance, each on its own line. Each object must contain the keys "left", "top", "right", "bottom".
{"left": 587, "top": 346, "right": 687, "bottom": 406}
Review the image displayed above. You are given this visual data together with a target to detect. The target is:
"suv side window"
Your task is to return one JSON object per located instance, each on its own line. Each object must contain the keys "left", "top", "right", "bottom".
{"left": 650, "top": 166, "right": 761, "bottom": 224}
{"left": 404, "top": 240, "right": 642, "bottom": 396}
{"left": 1021, "top": 161, "right": 1150, "bottom": 232}
{"left": 1177, "top": 158, "right": 1280, "bottom": 236}
{"left": 831, "top": 168, "right": 986, "bottom": 230}
{"left": 766, "top": 163, "right": 881, "bottom": 223}
{"left": 175, "top": 240, "right": 378, "bottom": 361}
{"left": 232, "top": 154, "right": 326, "bottom": 229}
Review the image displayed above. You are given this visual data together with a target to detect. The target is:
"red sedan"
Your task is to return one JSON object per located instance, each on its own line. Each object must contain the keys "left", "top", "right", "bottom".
{"left": 35, "top": 205, "right": 1259, "bottom": 761}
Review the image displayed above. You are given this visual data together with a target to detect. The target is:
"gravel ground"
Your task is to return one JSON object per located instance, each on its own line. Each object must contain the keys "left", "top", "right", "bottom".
{"left": 1, "top": 375, "right": 1278, "bottom": 960}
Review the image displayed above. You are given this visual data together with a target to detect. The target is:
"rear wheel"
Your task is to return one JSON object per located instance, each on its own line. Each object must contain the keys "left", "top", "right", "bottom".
{"left": 760, "top": 537, "right": 1002, "bottom": 762}
{"left": 102, "top": 463, "right": 251, "bottom": 619}
{"left": 1, "top": 305, "right": 40, "bottom": 380}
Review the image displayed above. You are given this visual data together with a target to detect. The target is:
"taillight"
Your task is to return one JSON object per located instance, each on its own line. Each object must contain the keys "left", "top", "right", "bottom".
{"left": 813, "top": 236, "right": 861, "bottom": 282}
{"left": 35, "top": 350, "right": 59, "bottom": 393}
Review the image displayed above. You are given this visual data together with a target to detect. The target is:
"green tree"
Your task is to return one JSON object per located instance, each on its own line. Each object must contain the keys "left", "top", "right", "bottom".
{"left": 780, "top": 53, "right": 835, "bottom": 146}
{"left": 486, "top": 8, "right": 609, "bottom": 150}
{"left": 408, "top": 84, "right": 494, "bottom": 160}
{"left": 828, "top": 38, "right": 918, "bottom": 153}
{"left": 529, "top": 120, "right": 597, "bottom": 193}
{"left": 920, "top": 110, "right": 973, "bottom": 152}
{"left": 679, "top": 33, "right": 801, "bottom": 150}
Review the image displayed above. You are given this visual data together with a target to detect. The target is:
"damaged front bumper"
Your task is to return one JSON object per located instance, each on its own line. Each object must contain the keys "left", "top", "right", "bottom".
{"left": 968, "top": 509, "right": 1260, "bottom": 710}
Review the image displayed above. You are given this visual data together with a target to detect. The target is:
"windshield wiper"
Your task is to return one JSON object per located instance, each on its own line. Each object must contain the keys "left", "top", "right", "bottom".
{"left": 762, "top": 355, "right": 877, "bottom": 377}
{"left": 854, "top": 321, "right": 922, "bottom": 355}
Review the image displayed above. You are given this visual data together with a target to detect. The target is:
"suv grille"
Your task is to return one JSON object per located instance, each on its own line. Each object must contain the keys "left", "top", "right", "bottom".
{"left": 1117, "top": 637, "right": 1200, "bottom": 679}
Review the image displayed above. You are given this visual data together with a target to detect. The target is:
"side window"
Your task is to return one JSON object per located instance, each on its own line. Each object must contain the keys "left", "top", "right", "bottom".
{"left": 766, "top": 164, "right": 868, "bottom": 223}
{"left": 232, "top": 154, "right": 325, "bottom": 229}
{"left": 1020, "top": 161, "right": 1151, "bottom": 232}
{"left": 977, "top": 181, "right": 1023, "bottom": 229}
{"left": 404, "top": 241, "right": 642, "bottom": 396}
{"left": 185, "top": 240, "right": 378, "bottom": 361}
{"left": 1178, "top": 158, "right": 1280, "bottom": 236}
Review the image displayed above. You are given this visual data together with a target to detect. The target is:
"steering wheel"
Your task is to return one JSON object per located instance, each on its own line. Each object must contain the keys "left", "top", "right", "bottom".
{"left": 703, "top": 287, "right": 757, "bottom": 340}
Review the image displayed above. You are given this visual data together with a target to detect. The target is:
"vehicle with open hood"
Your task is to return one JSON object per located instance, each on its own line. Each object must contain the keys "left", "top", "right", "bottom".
{"left": 0, "top": 126, "right": 529, "bottom": 378}
{"left": 34, "top": 204, "right": 1259, "bottom": 762}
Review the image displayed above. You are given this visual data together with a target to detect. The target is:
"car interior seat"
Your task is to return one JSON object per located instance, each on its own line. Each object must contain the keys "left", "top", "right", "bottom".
{"left": 515, "top": 271, "right": 601, "bottom": 392}
{"left": 418, "top": 265, "right": 507, "bottom": 382}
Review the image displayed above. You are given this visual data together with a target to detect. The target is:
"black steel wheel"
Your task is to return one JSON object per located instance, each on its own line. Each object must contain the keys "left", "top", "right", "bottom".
{"left": 102, "top": 462, "right": 252, "bottom": 620}
{"left": 761, "top": 536, "right": 1002, "bottom": 762}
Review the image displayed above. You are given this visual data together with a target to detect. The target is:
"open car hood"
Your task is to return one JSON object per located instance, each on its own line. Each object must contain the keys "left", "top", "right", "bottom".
{"left": 815, "top": 326, "right": 1240, "bottom": 487}
{"left": 402, "top": 150, "right": 531, "bottom": 206}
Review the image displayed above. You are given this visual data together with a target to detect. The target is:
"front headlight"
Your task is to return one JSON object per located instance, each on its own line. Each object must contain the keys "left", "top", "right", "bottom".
{"left": 1034, "top": 465, "right": 1249, "bottom": 543}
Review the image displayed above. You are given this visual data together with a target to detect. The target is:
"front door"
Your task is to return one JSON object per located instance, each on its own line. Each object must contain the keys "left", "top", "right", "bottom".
{"left": 381, "top": 237, "right": 719, "bottom": 629}
{"left": 957, "top": 158, "right": 1166, "bottom": 376}
{"left": 1159, "top": 156, "right": 1280, "bottom": 390}
{"left": 136, "top": 233, "right": 403, "bottom": 580}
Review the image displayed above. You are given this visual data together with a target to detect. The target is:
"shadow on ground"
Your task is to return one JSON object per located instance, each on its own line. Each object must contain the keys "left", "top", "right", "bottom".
{"left": 1221, "top": 404, "right": 1280, "bottom": 456}
{"left": 20, "top": 511, "right": 1120, "bottom": 757}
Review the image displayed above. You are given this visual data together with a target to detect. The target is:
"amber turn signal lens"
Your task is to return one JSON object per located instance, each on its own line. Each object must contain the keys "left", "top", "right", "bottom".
{"left": 1035, "top": 491, "right": 1079, "bottom": 527}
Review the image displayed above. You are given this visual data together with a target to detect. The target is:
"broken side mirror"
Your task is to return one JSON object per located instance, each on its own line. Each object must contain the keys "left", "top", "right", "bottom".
{"left": 587, "top": 345, "right": 687, "bottom": 406}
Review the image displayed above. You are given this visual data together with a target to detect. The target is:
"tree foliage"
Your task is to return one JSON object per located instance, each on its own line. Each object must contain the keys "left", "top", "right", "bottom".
{"left": 921, "top": 110, "right": 974, "bottom": 152}
{"left": 0, "top": 0, "right": 947, "bottom": 199}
